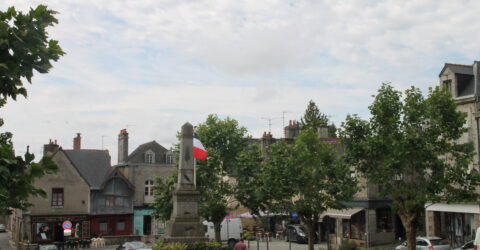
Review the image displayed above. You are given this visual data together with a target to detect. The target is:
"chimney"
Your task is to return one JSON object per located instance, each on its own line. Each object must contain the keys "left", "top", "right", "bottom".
{"left": 474, "top": 61, "right": 480, "bottom": 101}
{"left": 318, "top": 125, "right": 329, "bottom": 138}
{"left": 44, "top": 139, "right": 59, "bottom": 157}
{"left": 285, "top": 120, "right": 301, "bottom": 139}
{"left": 73, "top": 133, "right": 81, "bottom": 150}
{"left": 118, "top": 129, "right": 129, "bottom": 164}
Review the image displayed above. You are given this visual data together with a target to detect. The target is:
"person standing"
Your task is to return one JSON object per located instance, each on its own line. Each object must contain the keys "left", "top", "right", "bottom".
{"left": 234, "top": 238, "right": 247, "bottom": 250}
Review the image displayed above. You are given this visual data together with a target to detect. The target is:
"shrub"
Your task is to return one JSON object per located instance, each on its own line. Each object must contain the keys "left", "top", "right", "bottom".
{"left": 338, "top": 240, "right": 360, "bottom": 250}
{"left": 193, "top": 241, "right": 222, "bottom": 250}
{"left": 153, "top": 241, "right": 188, "bottom": 250}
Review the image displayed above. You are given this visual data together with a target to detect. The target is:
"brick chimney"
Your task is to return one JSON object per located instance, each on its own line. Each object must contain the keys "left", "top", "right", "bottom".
{"left": 284, "top": 120, "right": 300, "bottom": 139}
{"left": 44, "top": 139, "right": 59, "bottom": 157}
{"left": 318, "top": 125, "right": 329, "bottom": 138}
{"left": 73, "top": 133, "right": 81, "bottom": 150}
{"left": 118, "top": 129, "right": 129, "bottom": 164}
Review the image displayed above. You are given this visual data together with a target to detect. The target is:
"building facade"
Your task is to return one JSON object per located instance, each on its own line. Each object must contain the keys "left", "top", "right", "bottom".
{"left": 9, "top": 134, "right": 135, "bottom": 246}
{"left": 114, "top": 129, "right": 176, "bottom": 236}
{"left": 425, "top": 61, "right": 480, "bottom": 247}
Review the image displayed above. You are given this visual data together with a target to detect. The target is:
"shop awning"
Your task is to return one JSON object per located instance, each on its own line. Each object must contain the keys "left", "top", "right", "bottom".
{"left": 321, "top": 207, "right": 364, "bottom": 219}
{"left": 425, "top": 203, "right": 480, "bottom": 214}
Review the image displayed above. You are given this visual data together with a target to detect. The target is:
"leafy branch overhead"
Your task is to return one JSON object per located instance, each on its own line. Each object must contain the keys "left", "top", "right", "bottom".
{"left": 0, "top": 5, "right": 65, "bottom": 104}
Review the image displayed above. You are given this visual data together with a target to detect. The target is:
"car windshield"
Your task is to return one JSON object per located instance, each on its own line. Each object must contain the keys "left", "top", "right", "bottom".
{"left": 430, "top": 239, "right": 449, "bottom": 246}
{"left": 294, "top": 226, "right": 306, "bottom": 233}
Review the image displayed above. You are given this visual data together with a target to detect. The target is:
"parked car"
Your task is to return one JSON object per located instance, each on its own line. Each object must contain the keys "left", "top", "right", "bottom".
{"left": 0, "top": 224, "right": 5, "bottom": 232}
{"left": 285, "top": 224, "right": 317, "bottom": 244}
{"left": 454, "top": 240, "right": 474, "bottom": 250}
{"left": 395, "top": 237, "right": 451, "bottom": 250}
{"left": 116, "top": 241, "right": 151, "bottom": 250}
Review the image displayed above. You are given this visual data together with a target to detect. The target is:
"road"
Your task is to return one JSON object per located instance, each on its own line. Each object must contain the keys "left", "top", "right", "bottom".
{"left": 0, "top": 231, "right": 13, "bottom": 250}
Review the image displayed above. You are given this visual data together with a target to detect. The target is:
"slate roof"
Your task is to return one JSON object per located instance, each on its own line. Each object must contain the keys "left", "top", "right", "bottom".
{"left": 439, "top": 63, "right": 473, "bottom": 76}
{"left": 64, "top": 149, "right": 113, "bottom": 190}
{"left": 127, "top": 140, "right": 167, "bottom": 161}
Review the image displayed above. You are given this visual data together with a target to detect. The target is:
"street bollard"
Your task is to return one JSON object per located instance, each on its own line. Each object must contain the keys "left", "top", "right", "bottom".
{"left": 257, "top": 237, "right": 259, "bottom": 250}
{"left": 266, "top": 235, "right": 269, "bottom": 250}
{"left": 289, "top": 237, "right": 292, "bottom": 250}
{"left": 248, "top": 239, "right": 250, "bottom": 249}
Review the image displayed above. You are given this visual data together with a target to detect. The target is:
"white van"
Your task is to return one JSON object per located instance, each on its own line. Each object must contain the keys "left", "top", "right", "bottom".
{"left": 203, "top": 218, "right": 243, "bottom": 246}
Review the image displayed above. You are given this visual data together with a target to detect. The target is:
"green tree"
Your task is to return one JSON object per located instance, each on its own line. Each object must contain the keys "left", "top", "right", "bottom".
{"left": 0, "top": 5, "right": 63, "bottom": 214}
{"left": 300, "top": 100, "right": 336, "bottom": 137}
{"left": 340, "top": 83, "right": 480, "bottom": 250}
{"left": 195, "top": 114, "right": 250, "bottom": 242}
{"left": 233, "top": 143, "right": 265, "bottom": 215}
{"left": 259, "top": 129, "right": 358, "bottom": 250}
{"left": 151, "top": 171, "right": 177, "bottom": 222}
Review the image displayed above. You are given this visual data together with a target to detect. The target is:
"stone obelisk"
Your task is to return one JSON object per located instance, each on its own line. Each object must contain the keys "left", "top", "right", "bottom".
{"left": 164, "top": 122, "right": 206, "bottom": 244}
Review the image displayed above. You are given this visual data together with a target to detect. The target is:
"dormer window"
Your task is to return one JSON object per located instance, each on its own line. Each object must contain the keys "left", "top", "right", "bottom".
{"left": 145, "top": 150, "right": 155, "bottom": 164}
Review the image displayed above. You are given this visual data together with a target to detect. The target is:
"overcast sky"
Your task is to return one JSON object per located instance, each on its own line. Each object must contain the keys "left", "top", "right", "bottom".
{"left": 1, "top": 0, "right": 479, "bottom": 164}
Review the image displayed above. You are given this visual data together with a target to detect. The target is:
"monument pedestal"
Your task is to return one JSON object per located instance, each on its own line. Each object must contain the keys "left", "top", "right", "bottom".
{"left": 164, "top": 123, "right": 206, "bottom": 245}
{"left": 164, "top": 189, "right": 206, "bottom": 243}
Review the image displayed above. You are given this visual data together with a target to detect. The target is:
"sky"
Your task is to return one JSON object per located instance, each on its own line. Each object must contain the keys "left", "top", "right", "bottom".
{"left": 1, "top": 0, "right": 479, "bottom": 164}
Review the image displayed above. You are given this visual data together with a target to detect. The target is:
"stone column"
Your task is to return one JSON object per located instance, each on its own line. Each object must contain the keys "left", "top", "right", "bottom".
{"left": 164, "top": 122, "right": 206, "bottom": 244}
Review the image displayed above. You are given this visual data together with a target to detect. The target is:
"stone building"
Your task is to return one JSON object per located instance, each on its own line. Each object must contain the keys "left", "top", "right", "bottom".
{"left": 425, "top": 61, "right": 480, "bottom": 247}
{"left": 8, "top": 134, "right": 134, "bottom": 247}
{"left": 114, "top": 129, "right": 176, "bottom": 236}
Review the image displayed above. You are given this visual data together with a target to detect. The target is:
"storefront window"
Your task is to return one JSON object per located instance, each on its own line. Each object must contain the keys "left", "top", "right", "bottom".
{"left": 36, "top": 223, "right": 53, "bottom": 241}
{"left": 376, "top": 208, "right": 393, "bottom": 232}
{"left": 99, "top": 221, "right": 108, "bottom": 232}
{"left": 117, "top": 220, "right": 125, "bottom": 231}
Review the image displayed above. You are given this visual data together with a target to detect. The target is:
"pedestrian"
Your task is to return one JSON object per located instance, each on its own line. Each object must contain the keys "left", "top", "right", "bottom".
{"left": 475, "top": 226, "right": 480, "bottom": 250}
{"left": 234, "top": 238, "right": 247, "bottom": 250}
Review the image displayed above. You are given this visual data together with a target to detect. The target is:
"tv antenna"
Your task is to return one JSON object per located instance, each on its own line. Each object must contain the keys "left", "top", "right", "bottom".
{"left": 261, "top": 117, "right": 280, "bottom": 132}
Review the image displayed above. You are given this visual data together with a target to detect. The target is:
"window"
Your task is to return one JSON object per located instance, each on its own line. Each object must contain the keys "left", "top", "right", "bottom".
{"left": 116, "top": 220, "right": 125, "bottom": 231}
{"left": 99, "top": 221, "right": 108, "bottom": 232}
{"left": 376, "top": 208, "right": 393, "bottom": 232}
{"left": 106, "top": 196, "right": 115, "bottom": 207}
{"left": 51, "top": 188, "right": 64, "bottom": 208}
{"left": 36, "top": 223, "right": 53, "bottom": 241}
{"left": 145, "top": 180, "right": 154, "bottom": 196}
{"left": 166, "top": 153, "right": 174, "bottom": 164}
{"left": 145, "top": 150, "right": 155, "bottom": 164}
{"left": 443, "top": 79, "right": 452, "bottom": 93}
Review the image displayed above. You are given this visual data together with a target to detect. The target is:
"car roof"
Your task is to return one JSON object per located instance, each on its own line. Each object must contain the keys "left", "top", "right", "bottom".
{"left": 417, "top": 237, "right": 443, "bottom": 240}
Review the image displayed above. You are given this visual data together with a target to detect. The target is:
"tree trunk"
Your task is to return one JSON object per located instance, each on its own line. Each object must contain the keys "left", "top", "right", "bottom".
{"left": 399, "top": 211, "right": 417, "bottom": 250}
{"left": 214, "top": 221, "right": 222, "bottom": 243}
{"left": 305, "top": 219, "right": 315, "bottom": 250}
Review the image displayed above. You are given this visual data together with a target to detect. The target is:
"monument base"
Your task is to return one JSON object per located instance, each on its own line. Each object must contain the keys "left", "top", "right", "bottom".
{"left": 164, "top": 216, "right": 206, "bottom": 244}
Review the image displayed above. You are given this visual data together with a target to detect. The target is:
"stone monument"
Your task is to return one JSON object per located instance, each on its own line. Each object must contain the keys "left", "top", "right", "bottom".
{"left": 164, "top": 122, "right": 206, "bottom": 244}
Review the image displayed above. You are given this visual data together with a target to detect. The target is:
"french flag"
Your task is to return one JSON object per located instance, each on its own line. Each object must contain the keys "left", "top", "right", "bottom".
{"left": 193, "top": 135, "right": 207, "bottom": 161}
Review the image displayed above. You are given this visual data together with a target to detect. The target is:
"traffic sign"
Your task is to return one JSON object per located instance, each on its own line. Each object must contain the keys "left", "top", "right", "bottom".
{"left": 62, "top": 220, "right": 72, "bottom": 230}
{"left": 224, "top": 215, "right": 232, "bottom": 221}
{"left": 291, "top": 212, "right": 298, "bottom": 219}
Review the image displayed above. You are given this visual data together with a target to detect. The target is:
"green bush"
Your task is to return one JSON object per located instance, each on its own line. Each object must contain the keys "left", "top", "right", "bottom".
{"left": 192, "top": 241, "right": 223, "bottom": 250}
{"left": 153, "top": 241, "right": 188, "bottom": 250}
{"left": 338, "top": 240, "right": 360, "bottom": 250}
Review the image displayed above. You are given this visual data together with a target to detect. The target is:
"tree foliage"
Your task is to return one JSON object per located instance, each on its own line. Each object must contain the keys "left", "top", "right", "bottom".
{"left": 259, "top": 129, "right": 358, "bottom": 250}
{"left": 0, "top": 5, "right": 65, "bottom": 104}
{"left": 340, "top": 83, "right": 480, "bottom": 250}
{"left": 195, "top": 114, "right": 250, "bottom": 242}
{"left": 151, "top": 171, "right": 177, "bottom": 222}
{"left": 300, "top": 100, "right": 337, "bottom": 137}
{"left": 0, "top": 5, "right": 63, "bottom": 215}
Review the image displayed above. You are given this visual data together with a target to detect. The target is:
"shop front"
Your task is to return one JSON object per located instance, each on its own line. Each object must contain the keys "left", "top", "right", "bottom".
{"left": 30, "top": 215, "right": 89, "bottom": 244}
{"left": 426, "top": 203, "right": 479, "bottom": 247}
{"left": 90, "top": 214, "right": 133, "bottom": 236}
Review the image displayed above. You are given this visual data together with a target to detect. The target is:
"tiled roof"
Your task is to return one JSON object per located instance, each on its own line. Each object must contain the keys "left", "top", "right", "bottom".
{"left": 64, "top": 149, "right": 113, "bottom": 189}
{"left": 127, "top": 140, "right": 167, "bottom": 161}
{"left": 440, "top": 63, "right": 473, "bottom": 76}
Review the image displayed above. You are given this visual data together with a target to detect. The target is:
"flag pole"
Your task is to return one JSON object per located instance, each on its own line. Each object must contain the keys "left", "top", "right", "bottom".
{"left": 194, "top": 158, "right": 196, "bottom": 187}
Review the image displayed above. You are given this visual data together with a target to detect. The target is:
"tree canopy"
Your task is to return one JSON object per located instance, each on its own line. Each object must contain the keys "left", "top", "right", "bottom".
{"left": 258, "top": 129, "right": 357, "bottom": 250}
{"left": 300, "top": 100, "right": 337, "bottom": 137}
{"left": 340, "top": 83, "right": 480, "bottom": 250}
{"left": 0, "top": 5, "right": 63, "bottom": 214}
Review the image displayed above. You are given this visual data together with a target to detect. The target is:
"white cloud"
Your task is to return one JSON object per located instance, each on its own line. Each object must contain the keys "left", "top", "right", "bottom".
{"left": 0, "top": 0, "right": 478, "bottom": 162}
